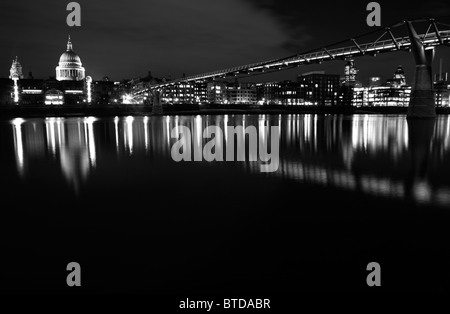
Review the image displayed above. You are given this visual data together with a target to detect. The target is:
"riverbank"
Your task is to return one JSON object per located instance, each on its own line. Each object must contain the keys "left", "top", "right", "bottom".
{"left": 1, "top": 104, "right": 449, "bottom": 118}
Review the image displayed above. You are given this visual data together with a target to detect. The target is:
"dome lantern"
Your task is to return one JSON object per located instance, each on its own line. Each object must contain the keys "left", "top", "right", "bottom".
{"left": 67, "top": 35, "right": 73, "bottom": 51}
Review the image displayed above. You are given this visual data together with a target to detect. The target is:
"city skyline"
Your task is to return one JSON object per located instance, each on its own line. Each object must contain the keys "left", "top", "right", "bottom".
{"left": 1, "top": 0, "right": 450, "bottom": 82}
{"left": 4, "top": 34, "right": 450, "bottom": 86}
{"left": 3, "top": 35, "right": 449, "bottom": 108}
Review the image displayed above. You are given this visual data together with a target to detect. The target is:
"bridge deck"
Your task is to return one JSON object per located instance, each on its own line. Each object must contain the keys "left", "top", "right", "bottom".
{"left": 135, "top": 19, "right": 450, "bottom": 93}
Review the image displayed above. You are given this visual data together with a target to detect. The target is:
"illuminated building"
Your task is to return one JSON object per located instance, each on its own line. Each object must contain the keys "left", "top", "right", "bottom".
{"left": 340, "top": 60, "right": 360, "bottom": 106}
{"left": 4, "top": 37, "right": 91, "bottom": 106}
{"left": 9, "top": 57, "right": 24, "bottom": 80}
{"left": 56, "top": 36, "right": 86, "bottom": 81}
{"left": 194, "top": 80, "right": 208, "bottom": 104}
{"left": 45, "top": 89, "right": 64, "bottom": 105}
{"left": 162, "top": 80, "right": 256, "bottom": 104}
{"left": 344, "top": 59, "right": 358, "bottom": 85}
{"left": 18, "top": 79, "right": 45, "bottom": 105}
{"left": 44, "top": 78, "right": 86, "bottom": 106}
{"left": 369, "top": 77, "right": 382, "bottom": 87}
{"left": 255, "top": 75, "right": 341, "bottom": 106}
{"left": 352, "top": 65, "right": 412, "bottom": 107}
{"left": 434, "top": 60, "right": 450, "bottom": 107}
{"left": 254, "top": 74, "right": 341, "bottom": 106}
{"left": 50, "top": 36, "right": 88, "bottom": 105}
{"left": 435, "top": 81, "right": 450, "bottom": 107}
{"left": 386, "top": 65, "right": 407, "bottom": 88}
{"left": 280, "top": 81, "right": 303, "bottom": 105}
{"left": 86, "top": 76, "right": 93, "bottom": 103}
{"left": 207, "top": 82, "right": 226, "bottom": 104}
{"left": 163, "top": 82, "right": 195, "bottom": 104}
{"left": 352, "top": 86, "right": 411, "bottom": 107}
{"left": 9, "top": 57, "right": 24, "bottom": 104}
{"left": 224, "top": 82, "right": 257, "bottom": 105}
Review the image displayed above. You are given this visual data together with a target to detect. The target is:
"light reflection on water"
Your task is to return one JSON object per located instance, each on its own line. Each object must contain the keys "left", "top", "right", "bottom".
{"left": 3, "top": 114, "right": 450, "bottom": 207}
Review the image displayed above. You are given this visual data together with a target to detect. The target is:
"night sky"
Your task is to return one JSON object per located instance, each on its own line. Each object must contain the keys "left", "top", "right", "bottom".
{"left": 1, "top": 0, "right": 449, "bottom": 83}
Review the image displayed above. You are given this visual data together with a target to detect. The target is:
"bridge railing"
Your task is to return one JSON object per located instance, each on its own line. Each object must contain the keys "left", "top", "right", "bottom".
{"left": 135, "top": 23, "right": 450, "bottom": 93}
{"left": 262, "top": 31, "right": 450, "bottom": 68}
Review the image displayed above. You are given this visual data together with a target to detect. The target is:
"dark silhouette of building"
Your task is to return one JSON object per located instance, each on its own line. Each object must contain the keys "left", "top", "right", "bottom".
{"left": 0, "top": 78, "right": 14, "bottom": 105}
{"left": 298, "top": 72, "right": 341, "bottom": 106}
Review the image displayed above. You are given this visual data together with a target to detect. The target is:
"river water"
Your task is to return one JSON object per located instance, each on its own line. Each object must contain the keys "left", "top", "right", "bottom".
{"left": 1, "top": 114, "right": 450, "bottom": 293}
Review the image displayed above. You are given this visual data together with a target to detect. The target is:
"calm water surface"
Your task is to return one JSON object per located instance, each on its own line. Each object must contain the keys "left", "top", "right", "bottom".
{"left": 1, "top": 114, "right": 450, "bottom": 293}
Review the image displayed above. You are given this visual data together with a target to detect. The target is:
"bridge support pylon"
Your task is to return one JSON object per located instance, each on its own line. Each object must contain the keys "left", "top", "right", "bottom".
{"left": 406, "top": 21, "right": 436, "bottom": 119}
{"left": 152, "top": 89, "right": 164, "bottom": 115}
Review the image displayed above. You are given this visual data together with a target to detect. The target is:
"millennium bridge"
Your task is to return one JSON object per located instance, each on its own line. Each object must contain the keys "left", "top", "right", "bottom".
{"left": 133, "top": 18, "right": 450, "bottom": 118}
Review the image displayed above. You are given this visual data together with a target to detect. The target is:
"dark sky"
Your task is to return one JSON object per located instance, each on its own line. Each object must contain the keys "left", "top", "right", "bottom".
{"left": 1, "top": 0, "right": 449, "bottom": 83}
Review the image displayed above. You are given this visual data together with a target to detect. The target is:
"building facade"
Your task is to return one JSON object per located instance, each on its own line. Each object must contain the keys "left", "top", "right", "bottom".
{"left": 435, "top": 80, "right": 450, "bottom": 107}
{"left": 352, "top": 86, "right": 412, "bottom": 107}
{"left": 224, "top": 82, "right": 256, "bottom": 104}
{"left": 298, "top": 72, "right": 341, "bottom": 106}
{"left": 163, "top": 82, "right": 195, "bottom": 104}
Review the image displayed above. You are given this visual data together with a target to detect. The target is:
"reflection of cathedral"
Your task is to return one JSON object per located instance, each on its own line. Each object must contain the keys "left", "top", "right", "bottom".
{"left": 56, "top": 36, "right": 86, "bottom": 81}
{"left": 11, "top": 117, "right": 96, "bottom": 194}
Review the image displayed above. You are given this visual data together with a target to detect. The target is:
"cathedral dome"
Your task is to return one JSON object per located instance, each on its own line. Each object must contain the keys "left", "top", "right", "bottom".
{"left": 59, "top": 50, "right": 82, "bottom": 64}
{"left": 56, "top": 36, "right": 85, "bottom": 81}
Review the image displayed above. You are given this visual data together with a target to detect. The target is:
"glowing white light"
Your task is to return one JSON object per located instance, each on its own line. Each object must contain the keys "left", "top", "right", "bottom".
{"left": 144, "top": 116, "right": 149, "bottom": 151}
{"left": 13, "top": 79, "right": 19, "bottom": 103}
{"left": 87, "top": 86, "right": 91, "bottom": 103}
{"left": 304, "top": 114, "right": 312, "bottom": 142}
{"left": 84, "top": 117, "right": 97, "bottom": 124}
{"left": 87, "top": 119, "right": 96, "bottom": 166}
{"left": 166, "top": 116, "right": 171, "bottom": 148}
{"left": 114, "top": 116, "right": 120, "bottom": 151}
{"left": 224, "top": 115, "right": 229, "bottom": 142}
{"left": 22, "top": 89, "right": 42, "bottom": 94}
{"left": 12, "top": 118, "right": 25, "bottom": 126}
{"left": 413, "top": 181, "right": 431, "bottom": 203}
{"left": 56, "top": 118, "right": 64, "bottom": 147}
{"left": 123, "top": 94, "right": 136, "bottom": 105}
{"left": 12, "top": 118, "right": 24, "bottom": 174}
{"left": 46, "top": 120, "right": 57, "bottom": 156}
{"left": 125, "top": 116, "right": 134, "bottom": 155}
{"left": 259, "top": 118, "right": 266, "bottom": 143}
{"left": 174, "top": 116, "right": 180, "bottom": 146}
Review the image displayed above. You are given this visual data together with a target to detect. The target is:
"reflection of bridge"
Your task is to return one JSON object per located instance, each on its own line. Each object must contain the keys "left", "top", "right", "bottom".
{"left": 134, "top": 18, "right": 450, "bottom": 117}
